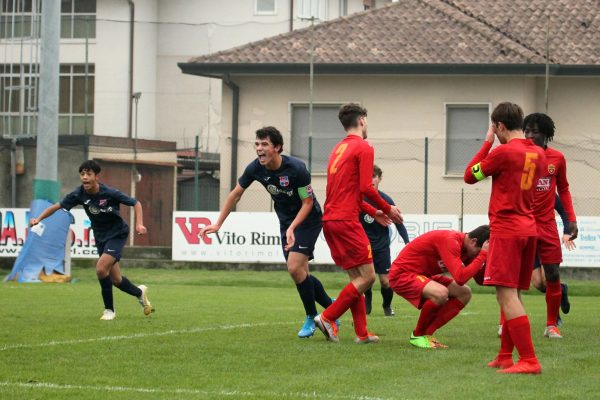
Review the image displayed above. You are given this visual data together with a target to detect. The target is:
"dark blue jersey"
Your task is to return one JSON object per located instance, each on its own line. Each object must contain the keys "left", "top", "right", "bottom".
{"left": 554, "top": 193, "right": 570, "bottom": 234}
{"left": 60, "top": 183, "right": 137, "bottom": 242}
{"left": 360, "top": 190, "right": 408, "bottom": 251}
{"left": 238, "top": 155, "right": 322, "bottom": 227}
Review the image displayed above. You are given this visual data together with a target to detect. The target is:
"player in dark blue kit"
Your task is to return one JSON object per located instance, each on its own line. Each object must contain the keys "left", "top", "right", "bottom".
{"left": 360, "top": 165, "right": 409, "bottom": 316}
{"left": 30, "top": 160, "right": 153, "bottom": 321}
{"left": 199, "top": 127, "right": 334, "bottom": 338}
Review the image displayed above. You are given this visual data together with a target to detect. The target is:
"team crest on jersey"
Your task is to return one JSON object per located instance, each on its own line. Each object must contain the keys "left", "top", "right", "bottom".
{"left": 548, "top": 164, "right": 556, "bottom": 175}
{"left": 279, "top": 176, "right": 289, "bottom": 187}
{"left": 99, "top": 199, "right": 107, "bottom": 206}
{"left": 363, "top": 214, "right": 374, "bottom": 224}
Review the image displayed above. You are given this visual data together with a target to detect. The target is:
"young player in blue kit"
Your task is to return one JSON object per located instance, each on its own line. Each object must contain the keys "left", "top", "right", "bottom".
{"left": 199, "top": 127, "right": 334, "bottom": 338}
{"left": 30, "top": 160, "right": 153, "bottom": 320}
{"left": 360, "top": 165, "right": 409, "bottom": 316}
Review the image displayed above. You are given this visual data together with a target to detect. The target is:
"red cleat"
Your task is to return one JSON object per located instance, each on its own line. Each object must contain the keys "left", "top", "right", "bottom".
{"left": 487, "top": 356, "right": 514, "bottom": 369}
{"left": 497, "top": 359, "right": 541, "bottom": 374}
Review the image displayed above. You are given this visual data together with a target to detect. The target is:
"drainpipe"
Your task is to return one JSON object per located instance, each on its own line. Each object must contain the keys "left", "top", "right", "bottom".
{"left": 127, "top": 0, "right": 135, "bottom": 138}
{"left": 223, "top": 74, "right": 239, "bottom": 206}
{"left": 289, "top": 0, "right": 294, "bottom": 31}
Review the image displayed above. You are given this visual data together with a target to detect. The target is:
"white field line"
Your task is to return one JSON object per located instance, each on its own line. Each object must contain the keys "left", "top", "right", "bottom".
{"left": 0, "top": 381, "right": 392, "bottom": 400}
{"left": 0, "top": 321, "right": 296, "bottom": 352}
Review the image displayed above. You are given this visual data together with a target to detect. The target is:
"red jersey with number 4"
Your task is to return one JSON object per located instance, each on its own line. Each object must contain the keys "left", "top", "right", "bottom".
{"left": 464, "top": 138, "right": 546, "bottom": 236}
{"left": 323, "top": 134, "right": 391, "bottom": 221}
{"left": 534, "top": 146, "right": 576, "bottom": 224}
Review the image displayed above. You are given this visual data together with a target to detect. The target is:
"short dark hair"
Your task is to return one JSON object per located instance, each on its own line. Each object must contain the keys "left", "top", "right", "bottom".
{"left": 338, "top": 103, "right": 367, "bottom": 130}
{"left": 491, "top": 102, "right": 524, "bottom": 131}
{"left": 524, "top": 113, "right": 555, "bottom": 143}
{"left": 373, "top": 164, "right": 382, "bottom": 178}
{"left": 79, "top": 160, "right": 101, "bottom": 174}
{"left": 468, "top": 225, "right": 490, "bottom": 247}
{"left": 256, "top": 126, "right": 283, "bottom": 153}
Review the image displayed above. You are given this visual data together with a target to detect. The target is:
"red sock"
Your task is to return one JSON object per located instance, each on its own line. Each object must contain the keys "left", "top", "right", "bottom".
{"left": 507, "top": 315, "right": 537, "bottom": 362}
{"left": 499, "top": 309, "right": 505, "bottom": 326}
{"left": 424, "top": 298, "right": 464, "bottom": 335}
{"left": 498, "top": 318, "right": 514, "bottom": 358}
{"left": 350, "top": 295, "right": 368, "bottom": 338}
{"left": 413, "top": 300, "right": 442, "bottom": 336}
{"left": 322, "top": 283, "right": 360, "bottom": 322}
{"left": 546, "top": 280, "right": 562, "bottom": 326}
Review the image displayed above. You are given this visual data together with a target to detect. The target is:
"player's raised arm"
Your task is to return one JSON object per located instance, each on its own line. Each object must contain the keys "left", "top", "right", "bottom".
{"left": 199, "top": 184, "right": 246, "bottom": 237}
{"left": 464, "top": 124, "right": 496, "bottom": 184}
{"left": 29, "top": 203, "right": 62, "bottom": 227}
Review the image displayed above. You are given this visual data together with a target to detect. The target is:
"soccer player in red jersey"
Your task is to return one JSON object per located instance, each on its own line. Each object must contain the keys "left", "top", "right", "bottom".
{"left": 388, "top": 226, "right": 490, "bottom": 348}
{"left": 464, "top": 102, "right": 546, "bottom": 374}
{"left": 524, "top": 113, "right": 577, "bottom": 339}
{"left": 314, "top": 103, "right": 402, "bottom": 344}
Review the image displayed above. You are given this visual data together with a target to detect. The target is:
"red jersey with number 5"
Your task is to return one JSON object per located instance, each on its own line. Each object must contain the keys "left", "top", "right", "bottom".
{"left": 323, "top": 134, "right": 390, "bottom": 221}
{"left": 464, "top": 138, "right": 546, "bottom": 236}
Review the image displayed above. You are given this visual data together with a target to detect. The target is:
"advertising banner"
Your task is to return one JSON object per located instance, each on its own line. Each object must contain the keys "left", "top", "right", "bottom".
{"left": 173, "top": 212, "right": 459, "bottom": 263}
{"left": 0, "top": 208, "right": 97, "bottom": 258}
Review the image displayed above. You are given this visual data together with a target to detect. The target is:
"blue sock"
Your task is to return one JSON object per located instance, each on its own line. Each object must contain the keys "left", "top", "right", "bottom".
{"left": 296, "top": 276, "right": 318, "bottom": 317}
{"left": 310, "top": 275, "right": 333, "bottom": 308}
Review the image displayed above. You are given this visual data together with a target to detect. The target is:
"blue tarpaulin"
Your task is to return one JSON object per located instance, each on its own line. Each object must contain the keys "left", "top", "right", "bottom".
{"left": 4, "top": 199, "right": 73, "bottom": 282}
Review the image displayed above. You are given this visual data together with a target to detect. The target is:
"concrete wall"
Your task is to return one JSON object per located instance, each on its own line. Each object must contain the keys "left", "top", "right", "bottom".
{"left": 218, "top": 74, "right": 600, "bottom": 215}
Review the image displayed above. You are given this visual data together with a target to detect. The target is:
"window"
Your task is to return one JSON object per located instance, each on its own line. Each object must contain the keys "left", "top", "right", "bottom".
{"left": 291, "top": 104, "right": 343, "bottom": 172}
{"left": 59, "top": 64, "right": 94, "bottom": 135}
{"left": 445, "top": 104, "right": 490, "bottom": 175}
{"left": 0, "top": 63, "right": 94, "bottom": 136}
{"left": 297, "top": 0, "right": 328, "bottom": 20}
{"left": 255, "top": 0, "right": 276, "bottom": 15}
{"left": 0, "top": 0, "right": 96, "bottom": 40}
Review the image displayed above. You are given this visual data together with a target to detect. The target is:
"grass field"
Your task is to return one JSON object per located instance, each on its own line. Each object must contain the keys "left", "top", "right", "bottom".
{"left": 1, "top": 267, "right": 600, "bottom": 400}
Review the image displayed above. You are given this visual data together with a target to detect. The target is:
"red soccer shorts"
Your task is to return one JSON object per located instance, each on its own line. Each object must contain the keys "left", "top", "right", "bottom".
{"left": 536, "top": 222, "right": 563, "bottom": 265}
{"left": 389, "top": 271, "right": 453, "bottom": 309}
{"left": 323, "top": 220, "right": 372, "bottom": 270}
{"left": 484, "top": 235, "right": 537, "bottom": 290}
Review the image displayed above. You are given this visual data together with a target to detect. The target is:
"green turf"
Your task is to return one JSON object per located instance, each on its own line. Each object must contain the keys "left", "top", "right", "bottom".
{"left": 1, "top": 268, "right": 600, "bottom": 399}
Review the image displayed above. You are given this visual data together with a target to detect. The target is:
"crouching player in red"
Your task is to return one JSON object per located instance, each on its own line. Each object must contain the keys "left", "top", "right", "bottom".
{"left": 388, "top": 226, "right": 489, "bottom": 349}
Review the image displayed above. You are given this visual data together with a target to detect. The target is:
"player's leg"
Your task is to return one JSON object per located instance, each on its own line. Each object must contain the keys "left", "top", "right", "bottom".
{"left": 424, "top": 280, "right": 470, "bottom": 336}
{"left": 364, "top": 286, "right": 373, "bottom": 315}
{"left": 347, "top": 263, "right": 379, "bottom": 343}
{"left": 373, "top": 248, "right": 394, "bottom": 316}
{"left": 96, "top": 248, "right": 117, "bottom": 320}
{"left": 106, "top": 235, "right": 153, "bottom": 316}
{"left": 315, "top": 221, "right": 372, "bottom": 342}
{"left": 287, "top": 251, "right": 318, "bottom": 338}
{"left": 542, "top": 263, "right": 562, "bottom": 338}
{"left": 496, "top": 236, "right": 541, "bottom": 374}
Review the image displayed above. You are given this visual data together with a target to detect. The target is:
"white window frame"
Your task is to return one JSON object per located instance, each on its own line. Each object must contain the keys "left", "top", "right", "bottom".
{"left": 443, "top": 102, "right": 492, "bottom": 177}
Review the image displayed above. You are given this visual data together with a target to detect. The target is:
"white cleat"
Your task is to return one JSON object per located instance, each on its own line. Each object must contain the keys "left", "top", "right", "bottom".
{"left": 544, "top": 325, "right": 563, "bottom": 339}
{"left": 137, "top": 285, "right": 154, "bottom": 316}
{"left": 100, "top": 309, "right": 116, "bottom": 320}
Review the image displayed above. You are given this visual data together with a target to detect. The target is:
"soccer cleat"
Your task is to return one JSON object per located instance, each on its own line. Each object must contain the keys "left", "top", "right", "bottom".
{"left": 354, "top": 332, "right": 380, "bottom": 344}
{"left": 497, "top": 324, "right": 503, "bottom": 338}
{"left": 298, "top": 315, "right": 316, "bottom": 338}
{"left": 100, "top": 309, "right": 116, "bottom": 320}
{"left": 383, "top": 307, "right": 395, "bottom": 317}
{"left": 409, "top": 333, "right": 447, "bottom": 349}
{"left": 544, "top": 325, "right": 563, "bottom": 339}
{"left": 497, "top": 359, "right": 541, "bottom": 374}
{"left": 561, "top": 283, "right": 570, "bottom": 314}
{"left": 487, "top": 356, "right": 514, "bottom": 369}
{"left": 314, "top": 314, "right": 339, "bottom": 342}
{"left": 137, "top": 285, "right": 154, "bottom": 316}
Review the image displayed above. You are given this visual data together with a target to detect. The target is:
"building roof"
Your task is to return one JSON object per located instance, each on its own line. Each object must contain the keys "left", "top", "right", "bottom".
{"left": 180, "top": 0, "right": 600, "bottom": 76}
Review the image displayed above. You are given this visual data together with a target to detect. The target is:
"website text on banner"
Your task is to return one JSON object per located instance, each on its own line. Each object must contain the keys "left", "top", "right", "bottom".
{"left": 0, "top": 208, "right": 97, "bottom": 258}
{"left": 173, "top": 212, "right": 459, "bottom": 264}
